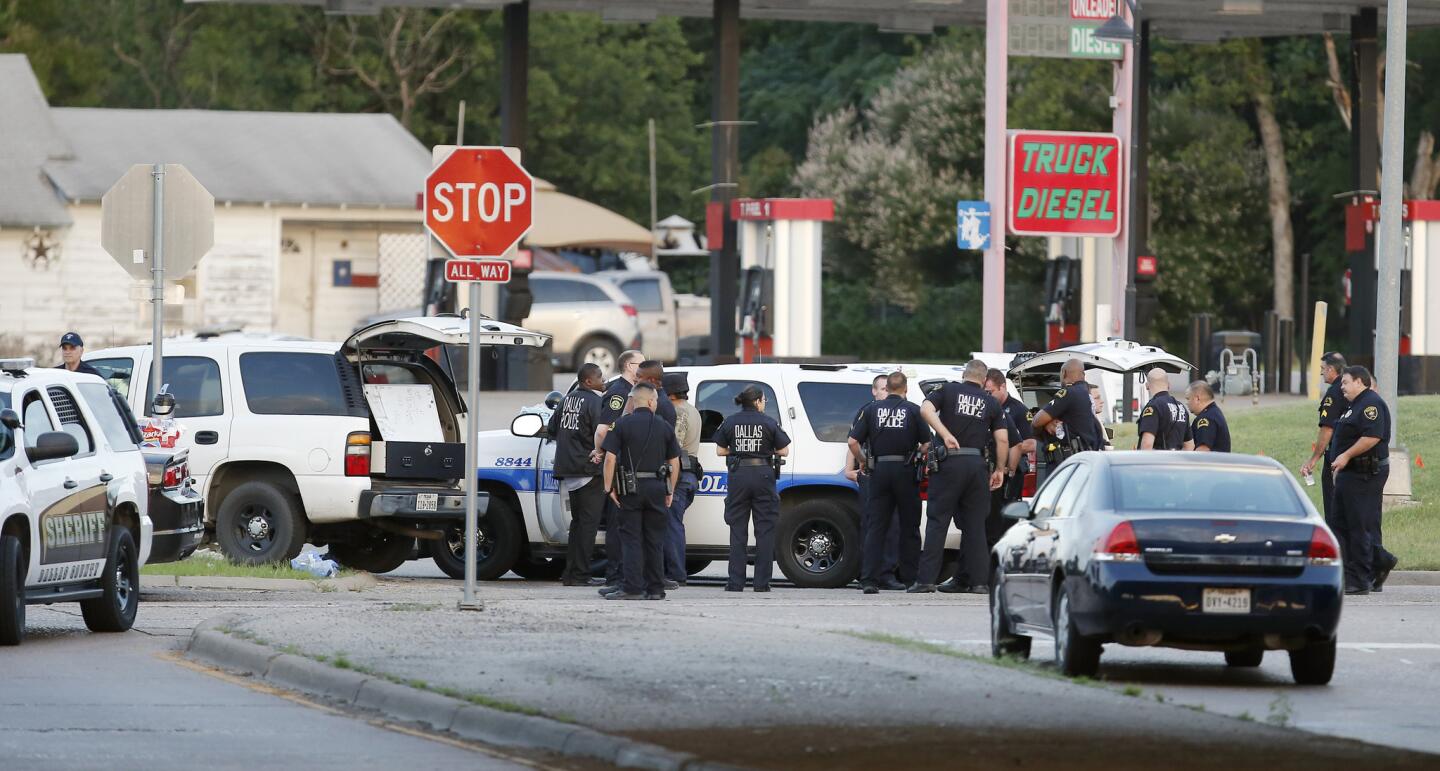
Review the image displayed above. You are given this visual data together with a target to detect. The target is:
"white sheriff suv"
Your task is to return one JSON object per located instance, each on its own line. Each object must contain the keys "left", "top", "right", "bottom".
{"left": 0, "top": 360, "right": 152, "bottom": 646}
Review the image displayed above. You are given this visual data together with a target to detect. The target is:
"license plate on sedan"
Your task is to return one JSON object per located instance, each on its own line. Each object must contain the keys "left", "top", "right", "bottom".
{"left": 416, "top": 493, "right": 439, "bottom": 512}
{"left": 1202, "top": 588, "right": 1251, "bottom": 614}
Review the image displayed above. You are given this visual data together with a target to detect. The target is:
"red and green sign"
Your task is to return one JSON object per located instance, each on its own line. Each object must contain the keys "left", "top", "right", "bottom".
{"left": 1007, "top": 130, "right": 1123, "bottom": 238}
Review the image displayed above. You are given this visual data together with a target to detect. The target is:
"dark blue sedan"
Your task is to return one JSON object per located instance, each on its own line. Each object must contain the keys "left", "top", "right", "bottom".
{"left": 989, "top": 451, "right": 1344, "bottom": 684}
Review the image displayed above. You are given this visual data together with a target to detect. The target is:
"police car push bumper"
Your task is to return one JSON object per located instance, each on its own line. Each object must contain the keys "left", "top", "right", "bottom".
{"left": 360, "top": 488, "right": 480, "bottom": 519}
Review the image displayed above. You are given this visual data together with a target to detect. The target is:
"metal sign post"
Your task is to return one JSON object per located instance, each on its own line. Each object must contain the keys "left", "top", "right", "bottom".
{"left": 150, "top": 164, "right": 166, "bottom": 402}
{"left": 462, "top": 278, "right": 483, "bottom": 610}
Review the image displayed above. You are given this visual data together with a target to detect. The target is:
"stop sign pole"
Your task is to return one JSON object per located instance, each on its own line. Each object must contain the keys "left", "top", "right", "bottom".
{"left": 424, "top": 146, "right": 533, "bottom": 612}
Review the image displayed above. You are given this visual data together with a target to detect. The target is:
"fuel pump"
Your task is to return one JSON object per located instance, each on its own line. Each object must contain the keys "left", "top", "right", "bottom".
{"left": 1043, "top": 255, "right": 1082, "bottom": 350}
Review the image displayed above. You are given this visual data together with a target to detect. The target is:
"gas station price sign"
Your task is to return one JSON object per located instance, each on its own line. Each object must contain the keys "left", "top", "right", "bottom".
{"left": 1007, "top": 130, "right": 1124, "bottom": 238}
{"left": 1009, "top": 0, "right": 1123, "bottom": 60}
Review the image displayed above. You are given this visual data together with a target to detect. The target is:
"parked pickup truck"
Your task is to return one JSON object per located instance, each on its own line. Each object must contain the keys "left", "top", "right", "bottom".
{"left": 593, "top": 269, "right": 710, "bottom": 364}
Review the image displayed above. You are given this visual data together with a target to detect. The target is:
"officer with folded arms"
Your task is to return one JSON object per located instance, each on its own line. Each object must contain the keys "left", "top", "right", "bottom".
{"left": 911, "top": 360, "right": 1006, "bottom": 594}
{"left": 549, "top": 363, "right": 608, "bottom": 586}
{"left": 715, "top": 385, "right": 791, "bottom": 593}
{"left": 1031, "top": 359, "right": 1101, "bottom": 484}
{"left": 1136, "top": 369, "right": 1194, "bottom": 451}
{"left": 848, "top": 371, "right": 929, "bottom": 594}
{"left": 600, "top": 383, "right": 680, "bottom": 600}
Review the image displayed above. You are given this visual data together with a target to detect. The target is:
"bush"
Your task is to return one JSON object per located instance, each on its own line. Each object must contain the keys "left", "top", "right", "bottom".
{"left": 822, "top": 281, "right": 982, "bottom": 361}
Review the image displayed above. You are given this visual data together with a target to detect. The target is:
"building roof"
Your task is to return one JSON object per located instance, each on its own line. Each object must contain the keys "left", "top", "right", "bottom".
{"left": 44, "top": 108, "right": 431, "bottom": 208}
{"left": 0, "top": 55, "right": 73, "bottom": 228}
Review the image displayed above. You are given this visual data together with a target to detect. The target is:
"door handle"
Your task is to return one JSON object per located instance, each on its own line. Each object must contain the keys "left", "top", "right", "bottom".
{"left": 196, "top": 431, "right": 220, "bottom": 445}
{"left": 99, "top": 472, "right": 114, "bottom": 483}
{"left": 64, "top": 479, "right": 78, "bottom": 490}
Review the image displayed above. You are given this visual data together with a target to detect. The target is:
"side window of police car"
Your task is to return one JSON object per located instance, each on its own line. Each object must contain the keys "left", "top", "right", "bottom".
{"left": 21, "top": 391, "right": 54, "bottom": 451}
{"left": 145, "top": 356, "right": 223, "bottom": 417}
{"left": 1029, "top": 465, "right": 1075, "bottom": 520}
{"left": 696, "top": 380, "right": 781, "bottom": 443}
{"left": 1050, "top": 463, "right": 1092, "bottom": 520}
{"left": 46, "top": 386, "right": 95, "bottom": 456}
{"left": 78, "top": 383, "right": 141, "bottom": 452}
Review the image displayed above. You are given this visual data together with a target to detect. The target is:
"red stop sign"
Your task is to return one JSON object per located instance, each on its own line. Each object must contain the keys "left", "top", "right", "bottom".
{"left": 424, "top": 146, "right": 534, "bottom": 258}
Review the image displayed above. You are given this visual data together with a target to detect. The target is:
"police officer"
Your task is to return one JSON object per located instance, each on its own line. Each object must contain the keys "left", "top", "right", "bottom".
{"left": 911, "top": 360, "right": 1007, "bottom": 594}
{"left": 549, "top": 363, "right": 607, "bottom": 586}
{"left": 847, "top": 371, "right": 928, "bottom": 594}
{"left": 1136, "top": 369, "right": 1193, "bottom": 451}
{"left": 1329, "top": 366, "right": 1396, "bottom": 594}
{"left": 845, "top": 374, "right": 906, "bottom": 589}
{"left": 56, "top": 332, "right": 101, "bottom": 377}
{"left": 594, "top": 350, "right": 645, "bottom": 590}
{"left": 663, "top": 372, "right": 702, "bottom": 585}
{"left": 634, "top": 360, "right": 677, "bottom": 428}
{"left": 1300, "top": 352, "right": 1348, "bottom": 527}
{"left": 983, "top": 368, "right": 1030, "bottom": 551}
{"left": 1184, "top": 380, "right": 1230, "bottom": 452}
{"left": 1031, "top": 359, "right": 1102, "bottom": 485}
{"left": 715, "top": 385, "right": 791, "bottom": 592}
{"left": 599, "top": 383, "right": 680, "bottom": 600}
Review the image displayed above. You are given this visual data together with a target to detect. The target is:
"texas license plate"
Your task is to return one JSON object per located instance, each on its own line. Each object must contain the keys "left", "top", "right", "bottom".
{"left": 1202, "top": 587, "right": 1251, "bottom": 614}
{"left": 416, "top": 493, "right": 439, "bottom": 512}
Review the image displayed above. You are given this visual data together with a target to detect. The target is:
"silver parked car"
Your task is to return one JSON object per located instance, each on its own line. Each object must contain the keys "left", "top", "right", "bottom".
{"left": 526, "top": 271, "right": 643, "bottom": 378}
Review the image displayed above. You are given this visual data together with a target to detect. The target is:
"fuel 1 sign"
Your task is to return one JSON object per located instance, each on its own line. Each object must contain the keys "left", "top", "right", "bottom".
{"left": 1007, "top": 130, "right": 1123, "bottom": 238}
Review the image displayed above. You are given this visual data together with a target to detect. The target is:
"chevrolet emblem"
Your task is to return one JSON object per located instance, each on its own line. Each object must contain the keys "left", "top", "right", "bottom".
{"left": 1214, "top": 534, "right": 1237, "bottom": 544}
{"left": 424, "top": 445, "right": 434, "bottom": 457}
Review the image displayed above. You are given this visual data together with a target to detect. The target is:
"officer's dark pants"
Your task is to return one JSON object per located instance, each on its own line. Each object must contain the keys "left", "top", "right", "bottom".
{"left": 561, "top": 476, "right": 605, "bottom": 583}
{"left": 603, "top": 497, "right": 624, "bottom": 585}
{"left": 664, "top": 471, "right": 697, "bottom": 582}
{"left": 1332, "top": 468, "right": 1387, "bottom": 590}
{"left": 985, "top": 488, "right": 1010, "bottom": 553}
{"left": 618, "top": 480, "right": 669, "bottom": 595}
{"left": 857, "top": 473, "right": 905, "bottom": 584}
{"left": 1320, "top": 456, "right": 1336, "bottom": 526}
{"left": 725, "top": 465, "right": 779, "bottom": 590}
{"left": 917, "top": 456, "right": 989, "bottom": 587}
{"left": 861, "top": 462, "right": 921, "bottom": 586}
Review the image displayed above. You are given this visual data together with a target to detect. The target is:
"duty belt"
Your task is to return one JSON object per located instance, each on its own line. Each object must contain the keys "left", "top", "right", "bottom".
{"left": 733, "top": 457, "right": 770, "bottom": 467}
{"left": 874, "top": 455, "right": 910, "bottom": 463}
{"left": 635, "top": 472, "right": 661, "bottom": 479}
{"left": 938, "top": 447, "right": 982, "bottom": 459}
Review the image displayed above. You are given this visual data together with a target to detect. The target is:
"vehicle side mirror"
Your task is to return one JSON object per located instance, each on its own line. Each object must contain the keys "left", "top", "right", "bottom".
{"left": 544, "top": 390, "right": 564, "bottom": 410}
{"left": 29, "top": 431, "right": 80, "bottom": 463}
{"left": 0, "top": 409, "right": 19, "bottom": 431}
{"left": 1001, "top": 500, "right": 1033, "bottom": 521}
{"left": 511, "top": 413, "right": 547, "bottom": 439}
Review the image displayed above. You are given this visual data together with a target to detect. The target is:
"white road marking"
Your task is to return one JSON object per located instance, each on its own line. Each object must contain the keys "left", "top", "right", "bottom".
{"left": 1337, "top": 643, "right": 1440, "bottom": 650}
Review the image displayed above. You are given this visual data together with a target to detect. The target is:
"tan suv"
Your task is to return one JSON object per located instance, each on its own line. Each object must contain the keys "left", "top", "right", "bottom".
{"left": 525, "top": 271, "right": 643, "bottom": 378}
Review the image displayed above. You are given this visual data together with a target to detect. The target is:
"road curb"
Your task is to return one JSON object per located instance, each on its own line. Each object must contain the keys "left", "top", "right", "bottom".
{"left": 1387, "top": 570, "right": 1440, "bottom": 586}
{"left": 184, "top": 623, "right": 742, "bottom": 770}
{"left": 143, "top": 572, "right": 378, "bottom": 593}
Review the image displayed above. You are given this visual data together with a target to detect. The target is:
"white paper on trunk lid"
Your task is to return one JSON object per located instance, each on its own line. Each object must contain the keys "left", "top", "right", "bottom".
{"left": 363, "top": 384, "right": 445, "bottom": 443}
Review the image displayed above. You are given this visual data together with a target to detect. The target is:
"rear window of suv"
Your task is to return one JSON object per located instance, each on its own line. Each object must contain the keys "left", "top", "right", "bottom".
{"left": 797, "top": 382, "right": 873, "bottom": 443}
{"left": 239, "top": 352, "right": 348, "bottom": 416}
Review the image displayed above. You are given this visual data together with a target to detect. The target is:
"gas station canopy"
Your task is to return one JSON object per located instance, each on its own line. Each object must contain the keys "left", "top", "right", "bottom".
{"left": 193, "top": 0, "right": 1440, "bottom": 38}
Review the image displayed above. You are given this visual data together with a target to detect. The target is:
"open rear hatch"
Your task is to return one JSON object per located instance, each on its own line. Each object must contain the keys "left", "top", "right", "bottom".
{"left": 1007, "top": 339, "right": 1193, "bottom": 403}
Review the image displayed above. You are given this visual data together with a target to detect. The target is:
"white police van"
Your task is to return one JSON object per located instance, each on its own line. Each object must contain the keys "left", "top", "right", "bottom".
{"left": 0, "top": 361, "right": 152, "bottom": 646}
{"left": 473, "top": 362, "right": 993, "bottom": 588}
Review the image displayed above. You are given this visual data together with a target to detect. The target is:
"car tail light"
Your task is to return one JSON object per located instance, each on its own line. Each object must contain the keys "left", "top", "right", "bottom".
{"left": 1307, "top": 526, "right": 1340, "bottom": 566}
{"left": 621, "top": 304, "right": 638, "bottom": 317}
{"left": 918, "top": 475, "right": 929, "bottom": 502}
{"left": 162, "top": 459, "right": 188, "bottom": 490}
{"left": 1020, "top": 471, "right": 1036, "bottom": 498}
{"left": 345, "top": 432, "right": 372, "bottom": 477}
{"left": 1094, "top": 521, "right": 1141, "bottom": 562}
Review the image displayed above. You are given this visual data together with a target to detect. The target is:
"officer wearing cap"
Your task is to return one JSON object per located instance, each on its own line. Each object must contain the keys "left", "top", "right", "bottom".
{"left": 1136, "top": 369, "right": 1194, "bottom": 451}
{"left": 594, "top": 350, "right": 644, "bottom": 590}
{"left": 911, "top": 360, "right": 1007, "bottom": 594}
{"left": 663, "top": 372, "right": 702, "bottom": 585}
{"left": 715, "top": 385, "right": 791, "bottom": 592}
{"left": 56, "top": 332, "right": 101, "bottom": 377}
{"left": 1329, "top": 366, "right": 1397, "bottom": 594}
{"left": 848, "top": 371, "right": 928, "bottom": 594}
{"left": 599, "top": 383, "right": 680, "bottom": 600}
{"left": 549, "top": 363, "right": 607, "bottom": 586}
{"left": 1182, "top": 381, "right": 1230, "bottom": 452}
{"left": 1301, "top": 352, "right": 1349, "bottom": 526}
{"left": 1031, "top": 359, "right": 1101, "bottom": 485}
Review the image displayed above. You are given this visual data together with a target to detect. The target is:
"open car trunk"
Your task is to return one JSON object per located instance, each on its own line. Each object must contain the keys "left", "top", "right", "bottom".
{"left": 1007, "top": 340, "right": 1193, "bottom": 409}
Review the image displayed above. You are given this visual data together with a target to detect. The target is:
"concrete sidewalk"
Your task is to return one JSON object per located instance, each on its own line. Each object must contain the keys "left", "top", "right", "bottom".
{"left": 197, "top": 578, "right": 1436, "bottom": 771}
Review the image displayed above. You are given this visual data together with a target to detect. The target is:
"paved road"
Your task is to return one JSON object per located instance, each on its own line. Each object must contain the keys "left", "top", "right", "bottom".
{"left": 0, "top": 597, "right": 541, "bottom": 771}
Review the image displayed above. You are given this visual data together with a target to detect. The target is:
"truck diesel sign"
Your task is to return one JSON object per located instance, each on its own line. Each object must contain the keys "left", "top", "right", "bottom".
{"left": 1007, "top": 130, "right": 1123, "bottom": 238}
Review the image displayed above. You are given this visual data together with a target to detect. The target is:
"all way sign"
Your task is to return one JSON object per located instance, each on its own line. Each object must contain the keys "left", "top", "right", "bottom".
{"left": 445, "top": 258, "right": 512, "bottom": 284}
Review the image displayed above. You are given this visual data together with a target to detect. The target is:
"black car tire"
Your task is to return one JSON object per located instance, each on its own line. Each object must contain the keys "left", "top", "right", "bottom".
{"left": 685, "top": 558, "right": 712, "bottom": 577}
{"left": 1053, "top": 582, "right": 1101, "bottom": 678}
{"left": 327, "top": 528, "right": 414, "bottom": 574}
{"left": 510, "top": 556, "right": 566, "bottom": 581}
{"left": 1289, "top": 639, "right": 1337, "bottom": 685}
{"left": 990, "top": 570, "right": 1032, "bottom": 659}
{"left": 430, "top": 499, "right": 522, "bottom": 580}
{"left": 215, "top": 481, "right": 307, "bottom": 565}
{"left": 81, "top": 528, "right": 139, "bottom": 634}
{"left": 0, "top": 534, "right": 25, "bottom": 646}
{"left": 776, "top": 499, "right": 861, "bottom": 589}
{"left": 1225, "top": 648, "right": 1264, "bottom": 668}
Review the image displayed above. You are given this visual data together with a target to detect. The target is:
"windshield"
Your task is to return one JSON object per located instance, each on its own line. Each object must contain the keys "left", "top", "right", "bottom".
{"left": 1111, "top": 465, "right": 1304, "bottom": 517}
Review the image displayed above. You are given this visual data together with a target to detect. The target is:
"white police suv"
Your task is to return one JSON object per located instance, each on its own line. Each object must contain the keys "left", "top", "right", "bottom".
{"left": 0, "top": 360, "right": 152, "bottom": 646}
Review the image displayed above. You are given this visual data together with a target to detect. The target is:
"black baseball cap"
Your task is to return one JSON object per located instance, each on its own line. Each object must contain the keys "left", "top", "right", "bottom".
{"left": 59, "top": 332, "right": 83, "bottom": 348}
{"left": 663, "top": 372, "right": 689, "bottom": 396}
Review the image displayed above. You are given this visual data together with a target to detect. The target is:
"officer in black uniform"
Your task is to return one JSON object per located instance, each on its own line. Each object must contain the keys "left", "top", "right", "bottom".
{"left": 1031, "top": 359, "right": 1102, "bottom": 485}
{"left": 985, "top": 368, "right": 1032, "bottom": 547}
{"left": 594, "top": 350, "right": 645, "bottom": 589}
{"left": 715, "top": 385, "right": 791, "bottom": 592}
{"left": 848, "top": 371, "right": 929, "bottom": 594}
{"left": 911, "top": 360, "right": 1007, "bottom": 594}
{"left": 846, "top": 375, "right": 906, "bottom": 588}
{"left": 56, "top": 332, "right": 102, "bottom": 377}
{"left": 634, "top": 360, "right": 677, "bottom": 428}
{"left": 1185, "top": 380, "right": 1231, "bottom": 452}
{"left": 1136, "top": 369, "right": 1193, "bottom": 451}
{"left": 1329, "top": 366, "right": 1397, "bottom": 594}
{"left": 548, "top": 363, "right": 607, "bottom": 586}
{"left": 599, "top": 383, "right": 680, "bottom": 600}
{"left": 1301, "top": 352, "right": 1349, "bottom": 527}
